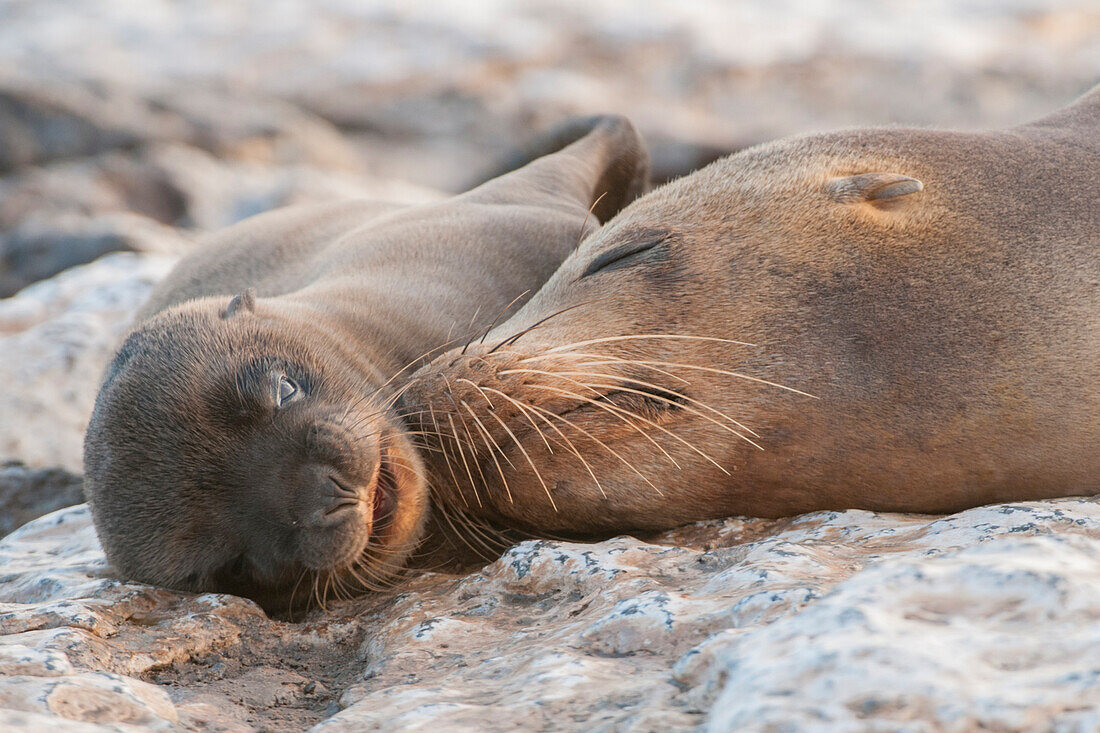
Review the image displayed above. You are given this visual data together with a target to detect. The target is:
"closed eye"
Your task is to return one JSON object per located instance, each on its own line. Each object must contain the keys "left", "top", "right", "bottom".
{"left": 579, "top": 236, "right": 665, "bottom": 279}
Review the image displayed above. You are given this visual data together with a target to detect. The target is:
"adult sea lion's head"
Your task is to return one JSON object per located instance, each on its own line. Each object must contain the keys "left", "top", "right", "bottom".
{"left": 400, "top": 128, "right": 949, "bottom": 533}
{"left": 402, "top": 85, "right": 1100, "bottom": 532}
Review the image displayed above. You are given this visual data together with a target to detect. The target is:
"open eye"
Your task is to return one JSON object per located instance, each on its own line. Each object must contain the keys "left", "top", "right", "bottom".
{"left": 579, "top": 235, "right": 665, "bottom": 279}
{"left": 275, "top": 374, "right": 300, "bottom": 407}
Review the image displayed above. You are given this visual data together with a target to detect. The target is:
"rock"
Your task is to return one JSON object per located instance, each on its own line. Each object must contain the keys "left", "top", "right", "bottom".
{"left": 0, "top": 78, "right": 148, "bottom": 173}
{"left": 0, "top": 73, "right": 360, "bottom": 175}
{"left": 0, "top": 253, "right": 176, "bottom": 472}
{"left": 2, "top": 0, "right": 1096, "bottom": 190}
{"left": 0, "top": 463, "right": 84, "bottom": 536}
{"left": 0, "top": 498, "right": 1098, "bottom": 730}
{"left": 0, "top": 213, "right": 189, "bottom": 298}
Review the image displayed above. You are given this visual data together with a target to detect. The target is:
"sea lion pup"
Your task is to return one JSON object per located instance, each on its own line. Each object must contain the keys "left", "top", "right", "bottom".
{"left": 401, "top": 86, "right": 1100, "bottom": 539}
{"left": 82, "top": 115, "right": 649, "bottom": 610}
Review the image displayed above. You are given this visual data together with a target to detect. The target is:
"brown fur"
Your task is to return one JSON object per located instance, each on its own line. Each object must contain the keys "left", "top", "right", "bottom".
{"left": 401, "top": 86, "right": 1100, "bottom": 539}
{"left": 82, "top": 116, "right": 650, "bottom": 610}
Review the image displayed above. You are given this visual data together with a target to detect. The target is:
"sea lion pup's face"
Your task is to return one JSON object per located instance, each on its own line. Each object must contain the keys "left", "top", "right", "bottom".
{"left": 402, "top": 133, "right": 939, "bottom": 533}
{"left": 84, "top": 294, "right": 426, "bottom": 611}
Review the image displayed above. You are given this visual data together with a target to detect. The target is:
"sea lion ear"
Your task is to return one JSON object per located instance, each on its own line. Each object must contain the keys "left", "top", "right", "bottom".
{"left": 222, "top": 288, "right": 256, "bottom": 319}
{"left": 465, "top": 114, "right": 650, "bottom": 224}
{"left": 825, "top": 173, "right": 924, "bottom": 204}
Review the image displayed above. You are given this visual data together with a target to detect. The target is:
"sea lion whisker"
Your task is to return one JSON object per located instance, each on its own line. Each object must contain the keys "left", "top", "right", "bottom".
{"left": 361, "top": 331, "right": 482, "bottom": 408}
{"left": 434, "top": 497, "right": 507, "bottom": 558}
{"left": 516, "top": 395, "right": 662, "bottom": 496}
{"left": 442, "top": 381, "right": 492, "bottom": 502}
{"left": 537, "top": 369, "right": 763, "bottom": 443}
{"left": 574, "top": 192, "right": 605, "bottom": 249}
{"left": 518, "top": 378, "right": 683, "bottom": 470}
{"left": 433, "top": 497, "right": 494, "bottom": 558}
{"left": 342, "top": 380, "right": 422, "bottom": 436}
{"left": 495, "top": 366, "right": 680, "bottom": 466}
{"left": 429, "top": 406, "right": 470, "bottom": 510}
{"left": 453, "top": 503, "right": 518, "bottom": 549}
{"left": 460, "top": 378, "right": 553, "bottom": 458}
{"left": 339, "top": 330, "right": 477, "bottom": 424}
{"left": 486, "top": 298, "right": 609, "bottom": 354}
{"left": 459, "top": 401, "right": 516, "bottom": 504}
{"left": 396, "top": 433, "right": 450, "bottom": 454}
{"left": 456, "top": 378, "right": 496, "bottom": 412}
{"left": 537, "top": 334, "right": 757, "bottom": 357}
{"left": 288, "top": 569, "right": 310, "bottom": 612}
{"left": 474, "top": 289, "right": 531, "bottom": 348}
{"left": 458, "top": 305, "right": 484, "bottom": 356}
{"left": 346, "top": 560, "right": 390, "bottom": 592}
{"left": 479, "top": 386, "right": 607, "bottom": 498}
{"left": 394, "top": 426, "right": 477, "bottom": 453}
{"left": 481, "top": 405, "right": 558, "bottom": 511}
{"left": 562, "top": 374, "right": 763, "bottom": 449}
{"left": 455, "top": 512, "right": 513, "bottom": 555}
{"left": 446, "top": 412, "right": 485, "bottom": 509}
{"left": 578, "top": 359, "right": 817, "bottom": 399}
{"left": 549, "top": 352, "right": 692, "bottom": 385}
{"left": 450, "top": 407, "right": 495, "bottom": 502}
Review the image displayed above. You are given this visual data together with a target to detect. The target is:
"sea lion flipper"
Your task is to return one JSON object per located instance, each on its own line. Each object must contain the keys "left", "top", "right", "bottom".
{"left": 464, "top": 114, "right": 650, "bottom": 225}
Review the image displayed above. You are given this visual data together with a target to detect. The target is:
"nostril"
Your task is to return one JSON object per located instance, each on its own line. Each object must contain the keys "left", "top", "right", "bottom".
{"left": 307, "top": 496, "right": 358, "bottom": 527}
{"left": 328, "top": 474, "right": 357, "bottom": 499}
{"left": 296, "top": 464, "right": 362, "bottom": 528}
{"left": 323, "top": 496, "right": 359, "bottom": 517}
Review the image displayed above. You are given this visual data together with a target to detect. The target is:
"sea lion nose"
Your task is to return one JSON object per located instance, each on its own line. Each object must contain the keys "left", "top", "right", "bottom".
{"left": 296, "top": 463, "right": 359, "bottom": 528}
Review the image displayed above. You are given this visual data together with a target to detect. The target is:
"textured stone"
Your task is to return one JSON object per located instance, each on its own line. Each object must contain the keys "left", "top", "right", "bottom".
{"left": 0, "top": 463, "right": 84, "bottom": 536}
{"left": 0, "top": 253, "right": 176, "bottom": 471}
{"left": 0, "top": 499, "right": 1098, "bottom": 730}
{"left": 0, "top": 212, "right": 188, "bottom": 298}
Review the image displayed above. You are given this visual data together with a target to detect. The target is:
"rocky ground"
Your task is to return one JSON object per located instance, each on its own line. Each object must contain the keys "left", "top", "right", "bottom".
{"left": 0, "top": 0, "right": 1098, "bottom": 730}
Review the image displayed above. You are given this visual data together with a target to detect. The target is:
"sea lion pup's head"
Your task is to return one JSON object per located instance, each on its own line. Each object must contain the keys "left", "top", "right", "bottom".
{"left": 84, "top": 292, "right": 427, "bottom": 611}
{"left": 83, "top": 114, "right": 651, "bottom": 611}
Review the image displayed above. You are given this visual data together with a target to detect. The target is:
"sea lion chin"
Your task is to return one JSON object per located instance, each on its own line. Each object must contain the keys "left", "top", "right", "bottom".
{"left": 83, "top": 115, "right": 651, "bottom": 612}
{"left": 399, "top": 84, "right": 1100, "bottom": 538}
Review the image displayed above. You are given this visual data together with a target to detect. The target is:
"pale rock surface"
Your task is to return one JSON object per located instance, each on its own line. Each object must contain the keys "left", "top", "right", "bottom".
{"left": 0, "top": 253, "right": 176, "bottom": 472}
{"left": 0, "top": 498, "right": 1098, "bottom": 730}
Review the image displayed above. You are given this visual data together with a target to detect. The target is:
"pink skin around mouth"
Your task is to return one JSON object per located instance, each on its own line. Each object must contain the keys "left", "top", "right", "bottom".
{"left": 369, "top": 449, "right": 397, "bottom": 537}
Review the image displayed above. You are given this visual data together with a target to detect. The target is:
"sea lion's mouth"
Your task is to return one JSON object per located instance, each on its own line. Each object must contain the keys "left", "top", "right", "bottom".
{"left": 370, "top": 446, "right": 398, "bottom": 538}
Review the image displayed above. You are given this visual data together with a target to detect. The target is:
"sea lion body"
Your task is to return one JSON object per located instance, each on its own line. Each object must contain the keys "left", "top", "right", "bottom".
{"left": 402, "top": 86, "right": 1100, "bottom": 537}
{"left": 83, "top": 116, "right": 650, "bottom": 608}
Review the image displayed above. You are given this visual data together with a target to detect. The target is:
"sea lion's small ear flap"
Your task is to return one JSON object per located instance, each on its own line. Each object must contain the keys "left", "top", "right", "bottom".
{"left": 825, "top": 173, "right": 924, "bottom": 204}
{"left": 222, "top": 288, "right": 256, "bottom": 319}
{"left": 466, "top": 114, "right": 650, "bottom": 224}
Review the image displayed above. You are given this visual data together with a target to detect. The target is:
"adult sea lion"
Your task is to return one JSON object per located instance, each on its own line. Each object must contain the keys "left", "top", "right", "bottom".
{"left": 82, "top": 116, "right": 649, "bottom": 610}
{"left": 400, "top": 85, "right": 1100, "bottom": 539}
